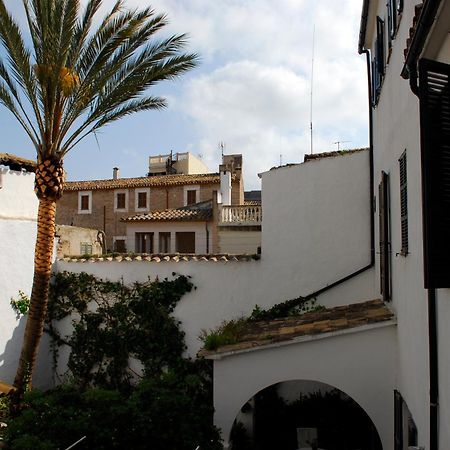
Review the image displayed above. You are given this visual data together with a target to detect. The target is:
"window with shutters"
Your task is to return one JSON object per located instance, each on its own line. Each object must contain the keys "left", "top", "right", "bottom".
{"left": 80, "top": 242, "right": 93, "bottom": 255}
{"left": 159, "top": 232, "right": 171, "bottom": 253}
{"left": 184, "top": 185, "right": 200, "bottom": 206}
{"left": 78, "top": 191, "right": 92, "bottom": 214}
{"left": 379, "top": 171, "right": 391, "bottom": 302}
{"left": 399, "top": 151, "right": 408, "bottom": 255}
{"left": 176, "top": 232, "right": 195, "bottom": 253}
{"left": 419, "top": 59, "right": 450, "bottom": 288}
{"left": 372, "top": 17, "right": 385, "bottom": 105}
{"left": 113, "top": 237, "right": 126, "bottom": 253}
{"left": 135, "top": 188, "right": 150, "bottom": 211}
{"left": 135, "top": 232, "right": 153, "bottom": 253}
{"left": 114, "top": 190, "right": 128, "bottom": 212}
{"left": 387, "top": 0, "right": 402, "bottom": 41}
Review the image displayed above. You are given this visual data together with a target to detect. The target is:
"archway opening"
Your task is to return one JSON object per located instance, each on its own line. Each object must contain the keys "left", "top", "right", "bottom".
{"left": 229, "top": 380, "right": 383, "bottom": 450}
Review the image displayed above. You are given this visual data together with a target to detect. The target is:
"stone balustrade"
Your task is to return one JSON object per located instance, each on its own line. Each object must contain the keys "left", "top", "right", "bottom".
{"left": 219, "top": 205, "right": 262, "bottom": 225}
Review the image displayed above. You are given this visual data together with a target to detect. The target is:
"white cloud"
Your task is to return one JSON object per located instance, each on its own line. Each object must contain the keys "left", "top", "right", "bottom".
{"left": 1, "top": 0, "right": 369, "bottom": 190}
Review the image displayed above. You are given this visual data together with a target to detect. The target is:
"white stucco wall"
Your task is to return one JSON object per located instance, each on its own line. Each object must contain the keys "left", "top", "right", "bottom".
{"left": 56, "top": 150, "right": 377, "bottom": 359}
{"left": 261, "top": 150, "right": 373, "bottom": 296}
{"left": 0, "top": 169, "right": 37, "bottom": 384}
{"left": 218, "top": 229, "right": 261, "bottom": 254}
{"left": 364, "top": 1, "right": 450, "bottom": 447}
{"left": 212, "top": 323, "right": 396, "bottom": 449}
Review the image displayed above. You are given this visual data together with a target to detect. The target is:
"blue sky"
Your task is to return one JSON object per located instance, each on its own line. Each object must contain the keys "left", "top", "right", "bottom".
{"left": 1, "top": 0, "right": 368, "bottom": 190}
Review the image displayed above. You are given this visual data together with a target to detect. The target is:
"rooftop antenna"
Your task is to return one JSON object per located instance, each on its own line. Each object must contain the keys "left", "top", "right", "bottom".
{"left": 310, "top": 24, "right": 315, "bottom": 155}
{"left": 219, "top": 141, "right": 225, "bottom": 159}
{"left": 332, "top": 140, "right": 351, "bottom": 151}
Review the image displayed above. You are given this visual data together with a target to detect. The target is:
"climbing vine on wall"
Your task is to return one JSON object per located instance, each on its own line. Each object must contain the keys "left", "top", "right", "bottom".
{"left": 46, "top": 271, "right": 194, "bottom": 389}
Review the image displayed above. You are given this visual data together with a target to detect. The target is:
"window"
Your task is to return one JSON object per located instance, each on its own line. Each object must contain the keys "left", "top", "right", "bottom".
{"left": 135, "top": 188, "right": 150, "bottom": 211}
{"left": 78, "top": 191, "right": 92, "bottom": 214}
{"left": 184, "top": 185, "right": 200, "bottom": 206}
{"left": 394, "top": 390, "right": 418, "bottom": 450}
{"left": 175, "top": 232, "right": 195, "bottom": 253}
{"left": 388, "top": 0, "right": 403, "bottom": 41}
{"left": 113, "top": 237, "right": 126, "bottom": 253}
{"left": 80, "top": 242, "right": 93, "bottom": 255}
{"left": 379, "top": 171, "right": 391, "bottom": 302}
{"left": 114, "top": 190, "right": 128, "bottom": 212}
{"left": 419, "top": 59, "right": 450, "bottom": 288}
{"left": 187, "top": 190, "right": 197, "bottom": 205}
{"left": 159, "top": 232, "right": 171, "bottom": 253}
{"left": 399, "top": 151, "right": 408, "bottom": 255}
{"left": 372, "top": 17, "right": 385, "bottom": 105}
{"left": 135, "top": 232, "right": 153, "bottom": 253}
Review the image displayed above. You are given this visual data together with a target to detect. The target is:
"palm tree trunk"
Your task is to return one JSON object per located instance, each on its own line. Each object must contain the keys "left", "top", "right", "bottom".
{"left": 14, "top": 197, "right": 56, "bottom": 391}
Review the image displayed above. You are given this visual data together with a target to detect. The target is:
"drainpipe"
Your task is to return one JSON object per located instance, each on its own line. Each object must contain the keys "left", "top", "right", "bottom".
{"left": 428, "top": 288, "right": 438, "bottom": 450}
{"left": 205, "top": 221, "right": 210, "bottom": 254}
{"left": 362, "top": 48, "right": 376, "bottom": 265}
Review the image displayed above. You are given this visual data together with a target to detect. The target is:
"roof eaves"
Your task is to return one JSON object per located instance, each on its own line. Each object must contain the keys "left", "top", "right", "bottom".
{"left": 0, "top": 153, "right": 36, "bottom": 173}
{"left": 358, "top": 0, "right": 371, "bottom": 54}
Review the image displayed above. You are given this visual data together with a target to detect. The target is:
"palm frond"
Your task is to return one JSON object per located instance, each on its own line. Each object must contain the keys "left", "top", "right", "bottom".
{"left": 0, "top": 1, "right": 45, "bottom": 142}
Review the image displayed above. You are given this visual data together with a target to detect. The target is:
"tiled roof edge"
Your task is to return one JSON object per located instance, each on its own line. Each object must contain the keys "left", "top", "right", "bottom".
{"left": 57, "top": 253, "right": 261, "bottom": 263}
{"left": 0, "top": 153, "right": 36, "bottom": 172}
{"left": 63, "top": 172, "right": 233, "bottom": 191}
{"left": 303, "top": 147, "right": 369, "bottom": 163}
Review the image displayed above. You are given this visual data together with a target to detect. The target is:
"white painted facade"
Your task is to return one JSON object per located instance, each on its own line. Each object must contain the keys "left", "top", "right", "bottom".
{"left": 0, "top": 167, "right": 37, "bottom": 385}
{"left": 212, "top": 322, "right": 396, "bottom": 449}
{"left": 126, "top": 220, "right": 212, "bottom": 254}
{"left": 360, "top": 0, "right": 450, "bottom": 448}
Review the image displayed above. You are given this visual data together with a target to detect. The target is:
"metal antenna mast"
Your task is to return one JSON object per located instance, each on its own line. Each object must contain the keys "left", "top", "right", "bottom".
{"left": 310, "top": 25, "right": 315, "bottom": 155}
{"left": 332, "top": 140, "right": 351, "bottom": 151}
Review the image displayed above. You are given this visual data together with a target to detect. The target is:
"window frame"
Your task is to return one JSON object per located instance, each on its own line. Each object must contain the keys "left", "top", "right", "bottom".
{"left": 372, "top": 17, "right": 385, "bottom": 106}
{"left": 183, "top": 185, "right": 200, "bottom": 206}
{"left": 113, "top": 236, "right": 127, "bottom": 253}
{"left": 78, "top": 191, "right": 92, "bottom": 214}
{"left": 114, "top": 189, "right": 129, "bottom": 212}
{"left": 134, "top": 188, "right": 150, "bottom": 212}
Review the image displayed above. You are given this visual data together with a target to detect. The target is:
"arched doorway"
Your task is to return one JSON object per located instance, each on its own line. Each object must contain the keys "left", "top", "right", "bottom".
{"left": 229, "top": 380, "right": 383, "bottom": 450}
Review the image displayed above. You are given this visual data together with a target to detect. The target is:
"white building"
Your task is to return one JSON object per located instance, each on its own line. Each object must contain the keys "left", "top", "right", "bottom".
{"left": 0, "top": 154, "right": 38, "bottom": 386}
{"left": 359, "top": 0, "right": 450, "bottom": 448}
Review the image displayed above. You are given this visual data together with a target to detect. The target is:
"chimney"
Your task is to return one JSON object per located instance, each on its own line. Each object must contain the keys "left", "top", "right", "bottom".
{"left": 220, "top": 170, "right": 232, "bottom": 206}
{"left": 113, "top": 167, "right": 120, "bottom": 180}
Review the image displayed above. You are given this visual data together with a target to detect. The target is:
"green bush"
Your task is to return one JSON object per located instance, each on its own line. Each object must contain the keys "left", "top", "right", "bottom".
{"left": 5, "top": 363, "right": 222, "bottom": 450}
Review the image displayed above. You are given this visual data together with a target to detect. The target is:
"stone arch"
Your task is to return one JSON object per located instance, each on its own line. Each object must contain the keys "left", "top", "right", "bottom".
{"left": 212, "top": 324, "right": 396, "bottom": 449}
{"left": 228, "top": 379, "right": 383, "bottom": 450}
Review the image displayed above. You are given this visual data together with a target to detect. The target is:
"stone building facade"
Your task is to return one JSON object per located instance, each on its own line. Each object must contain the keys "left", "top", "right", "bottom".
{"left": 56, "top": 155, "right": 244, "bottom": 253}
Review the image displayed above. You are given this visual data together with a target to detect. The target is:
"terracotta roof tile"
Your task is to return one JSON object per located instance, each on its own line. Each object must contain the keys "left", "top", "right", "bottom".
{"left": 123, "top": 207, "right": 212, "bottom": 222}
{"left": 0, "top": 153, "right": 36, "bottom": 172}
{"left": 303, "top": 148, "right": 368, "bottom": 163}
{"left": 200, "top": 299, "right": 394, "bottom": 357}
{"left": 404, "top": 2, "right": 424, "bottom": 60}
{"left": 58, "top": 253, "right": 260, "bottom": 263}
{"left": 64, "top": 172, "right": 234, "bottom": 191}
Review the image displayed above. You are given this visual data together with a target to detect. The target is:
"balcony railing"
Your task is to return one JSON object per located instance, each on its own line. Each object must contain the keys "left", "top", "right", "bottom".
{"left": 219, "top": 205, "right": 262, "bottom": 226}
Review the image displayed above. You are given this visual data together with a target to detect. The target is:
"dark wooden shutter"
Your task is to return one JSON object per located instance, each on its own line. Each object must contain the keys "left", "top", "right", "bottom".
{"left": 399, "top": 151, "right": 408, "bottom": 255}
{"left": 187, "top": 189, "right": 197, "bottom": 205}
{"left": 394, "top": 390, "right": 403, "bottom": 450}
{"left": 379, "top": 171, "right": 391, "bottom": 301}
{"left": 419, "top": 59, "right": 450, "bottom": 288}
{"left": 376, "top": 17, "right": 385, "bottom": 77}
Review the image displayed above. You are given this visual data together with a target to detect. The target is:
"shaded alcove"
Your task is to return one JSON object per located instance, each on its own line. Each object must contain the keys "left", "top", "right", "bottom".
{"left": 229, "top": 380, "right": 383, "bottom": 450}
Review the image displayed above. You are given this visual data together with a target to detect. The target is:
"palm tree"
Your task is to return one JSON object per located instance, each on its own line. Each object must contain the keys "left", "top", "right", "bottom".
{"left": 0, "top": 0, "right": 197, "bottom": 391}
